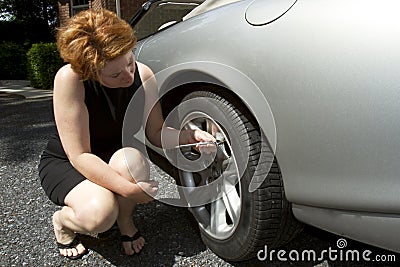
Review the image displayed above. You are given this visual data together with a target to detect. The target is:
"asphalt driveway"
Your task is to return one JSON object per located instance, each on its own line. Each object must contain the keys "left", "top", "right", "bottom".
{"left": 1, "top": 93, "right": 399, "bottom": 267}
{"left": 0, "top": 95, "right": 213, "bottom": 266}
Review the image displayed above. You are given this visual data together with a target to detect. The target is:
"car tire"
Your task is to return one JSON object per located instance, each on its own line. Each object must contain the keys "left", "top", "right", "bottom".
{"left": 176, "top": 90, "right": 303, "bottom": 261}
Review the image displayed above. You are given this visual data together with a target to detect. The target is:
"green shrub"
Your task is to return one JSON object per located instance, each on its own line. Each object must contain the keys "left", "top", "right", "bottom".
{"left": 27, "top": 43, "right": 63, "bottom": 90}
{"left": 0, "top": 42, "right": 28, "bottom": 79}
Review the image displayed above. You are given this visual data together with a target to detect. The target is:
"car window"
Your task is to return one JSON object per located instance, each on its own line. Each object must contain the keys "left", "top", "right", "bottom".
{"left": 131, "top": 1, "right": 203, "bottom": 40}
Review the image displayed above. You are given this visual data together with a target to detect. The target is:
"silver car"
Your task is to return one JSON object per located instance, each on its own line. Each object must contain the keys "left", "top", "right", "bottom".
{"left": 128, "top": 0, "right": 400, "bottom": 261}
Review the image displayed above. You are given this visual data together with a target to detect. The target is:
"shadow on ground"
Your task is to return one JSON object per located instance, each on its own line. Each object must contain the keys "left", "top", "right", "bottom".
{"left": 79, "top": 202, "right": 207, "bottom": 267}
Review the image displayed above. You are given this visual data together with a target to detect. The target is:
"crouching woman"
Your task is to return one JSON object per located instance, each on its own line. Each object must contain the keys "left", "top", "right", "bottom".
{"left": 38, "top": 8, "right": 214, "bottom": 259}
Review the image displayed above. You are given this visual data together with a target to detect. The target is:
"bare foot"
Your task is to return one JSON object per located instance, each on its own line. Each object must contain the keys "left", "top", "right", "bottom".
{"left": 52, "top": 210, "right": 86, "bottom": 258}
{"left": 118, "top": 218, "right": 145, "bottom": 255}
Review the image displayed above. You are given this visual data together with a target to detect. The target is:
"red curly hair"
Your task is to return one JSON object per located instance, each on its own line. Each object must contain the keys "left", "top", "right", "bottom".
{"left": 57, "top": 8, "right": 137, "bottom": 81}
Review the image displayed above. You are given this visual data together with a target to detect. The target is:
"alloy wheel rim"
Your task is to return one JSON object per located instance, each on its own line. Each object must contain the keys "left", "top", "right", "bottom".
{"left": 180, "top": 113, "right": 242, "bottom": 240}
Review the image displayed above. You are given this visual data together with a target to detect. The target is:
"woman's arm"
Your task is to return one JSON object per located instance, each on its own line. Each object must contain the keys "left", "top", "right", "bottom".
{"left": 53, "top": 65, "right": 153, "bottom": 200}
{"left": 138, "top": 63, "right": 215, "bottom": 149}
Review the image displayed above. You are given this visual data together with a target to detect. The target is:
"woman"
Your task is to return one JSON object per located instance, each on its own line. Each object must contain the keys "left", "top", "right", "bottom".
{"left": 38, "top": 8, "right": 215, "bottom": 259}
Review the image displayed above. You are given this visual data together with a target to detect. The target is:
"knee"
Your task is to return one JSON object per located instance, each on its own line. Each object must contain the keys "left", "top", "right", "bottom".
{"left": 109, "top": 147, "right": 150, "bottom": 182}
{"left": 74, "top": 194, "right": 118, "bottom": 233}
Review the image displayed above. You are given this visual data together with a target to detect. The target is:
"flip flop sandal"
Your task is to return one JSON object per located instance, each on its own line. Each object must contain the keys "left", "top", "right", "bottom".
{"left": 121, "top": 231, "right": 144, "bottom": 255}
{"left": 56, "top": 237, "right": 88, "bottom": 260}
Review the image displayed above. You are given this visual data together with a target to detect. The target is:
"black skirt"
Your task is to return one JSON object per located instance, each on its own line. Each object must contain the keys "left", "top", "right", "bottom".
{"left": 38, "top": 135, "right": 86, "bottom": 206}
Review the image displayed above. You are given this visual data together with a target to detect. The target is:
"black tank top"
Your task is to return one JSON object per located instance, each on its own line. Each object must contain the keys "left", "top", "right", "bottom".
{"left": 44, "top": 63, "right": 145, "bottom": 162}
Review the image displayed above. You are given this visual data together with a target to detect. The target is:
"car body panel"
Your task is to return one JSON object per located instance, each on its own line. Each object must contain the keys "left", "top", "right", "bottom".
{"left": 245, "top": 0, "right": 297, "bottom": 25}
{"left": 293, "top": 204, "right": 400, "bottom": 253}
{"left": 133, "top": 0, "right": 400, "bottom": 253}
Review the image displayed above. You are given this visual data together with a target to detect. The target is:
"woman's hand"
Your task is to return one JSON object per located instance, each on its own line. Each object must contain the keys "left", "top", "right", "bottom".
{"left": 182, "top": 129, "right": 218, "bottom": 154}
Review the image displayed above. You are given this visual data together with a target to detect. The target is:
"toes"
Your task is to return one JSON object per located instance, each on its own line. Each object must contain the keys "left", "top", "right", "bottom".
{"left": 68, "top": 248, "right": 77, "bottom": 257}
{"left": 60, "top": 248, "right": 67, "bottom": 257}
{"left": 59, "top": 247, "right": 74, "bottom": 257}
{"left": 76, "top": 243, "right": 87, "bottom": 255}
{"left": 122, "top": 242, "right": 135, "bottom": 255}
{"left": 59, "top": 248, "right": 76, "bottom": 257}
{"left": 133, "top": 243, "right": 141, "bottom": 253}
{"left": 122, "top": 237, "right": 145, "bottom": 255}
{"left": 132, "top": 237, "right": 145, "bottom": 254}
{"left": 59, "top": 243, "right": 86, "bottom": 258}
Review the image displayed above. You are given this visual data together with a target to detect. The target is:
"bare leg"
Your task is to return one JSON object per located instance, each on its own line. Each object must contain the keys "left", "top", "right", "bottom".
{"left": 109, "top": 147, "right": 150, "bottom": 255}
{"left": 53, "top": 180, "right": 119, "bottom": 258}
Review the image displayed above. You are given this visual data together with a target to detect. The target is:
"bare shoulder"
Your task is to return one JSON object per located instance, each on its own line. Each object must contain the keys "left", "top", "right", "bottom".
{"left": 54, "top": 64, "right": 80, "bottom": 84}
{"left": 53, "top": 64, "right": 85, "bottom": 99}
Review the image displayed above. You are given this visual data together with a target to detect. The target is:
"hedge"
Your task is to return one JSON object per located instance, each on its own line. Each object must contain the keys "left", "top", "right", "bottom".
{"left": 0, "top": 42, "right": 28, "bottom": 79}
{"left": 27, "top": 43, "right": 63, "bottom": 90}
